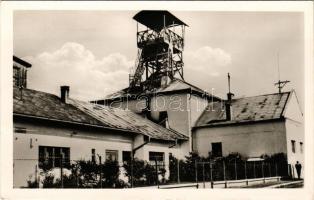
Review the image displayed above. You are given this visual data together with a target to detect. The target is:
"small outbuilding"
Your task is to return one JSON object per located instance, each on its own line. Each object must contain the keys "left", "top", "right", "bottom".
{"left": 192, "top": 91, "right": 304, "bottom": 178}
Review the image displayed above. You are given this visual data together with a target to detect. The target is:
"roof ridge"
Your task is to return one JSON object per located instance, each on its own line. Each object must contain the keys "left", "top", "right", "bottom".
{"left": 14, "top": 87, "right": 58, "bottom": 98}
{"left": 233, "top": 91, "right": 292, "bottom": 100}
{"left": 172, "top": 78, "right": 208, "bottom": 92}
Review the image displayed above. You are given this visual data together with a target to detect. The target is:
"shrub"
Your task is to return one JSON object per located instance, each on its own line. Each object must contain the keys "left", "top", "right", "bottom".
{"left": 123, "top": 159, "right": 160, "bottom": 187}
{"left": 26, "top": 160, "right": 126, "bottom": 188}
{"left": 98, "top": 160, "right": 121, "bottom": 188}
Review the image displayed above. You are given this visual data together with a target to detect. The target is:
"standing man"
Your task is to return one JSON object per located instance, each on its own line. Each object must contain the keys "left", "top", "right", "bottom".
{"left": 295, "top": 161, "right": 302, "bottom": 179}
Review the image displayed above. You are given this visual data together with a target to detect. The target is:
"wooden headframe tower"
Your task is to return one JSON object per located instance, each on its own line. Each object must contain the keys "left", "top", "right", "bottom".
{"left": 129, "top": 11, "right": 188, "bottom": 92}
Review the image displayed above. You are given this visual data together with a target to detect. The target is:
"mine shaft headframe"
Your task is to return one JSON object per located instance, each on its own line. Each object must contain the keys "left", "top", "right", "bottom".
{"left": 129, "top": 10, "right": 188, "bottom": 91}
{"left": 133, "top": 10, "right": 188, "bottom": 32}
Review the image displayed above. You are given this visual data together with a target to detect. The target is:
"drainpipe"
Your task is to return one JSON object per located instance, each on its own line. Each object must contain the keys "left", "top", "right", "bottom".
{"left": 132, "top": 136, "right": 151, "bottom": 155}
{"left": 131, "top": 136, "right": 151, "bottom": 188}
{"left": 188, "top": 89, "right": 192, "bottom": 152}
{"left": 169, "top": 139, "right": 178, "bottom": 148}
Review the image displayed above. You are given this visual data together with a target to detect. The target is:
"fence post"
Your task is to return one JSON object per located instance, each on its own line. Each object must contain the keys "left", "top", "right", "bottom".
{"left": 253, "top": 162, "right": 256, "bottom": 179}
{"left": 262, "top": 161, "right": 265, "bottom": 183}
{"left": 35, "top": 164, "right": 39, "bottom": 188}
{"left": 195, "top": 160, "right": 198, "bottom": 187}
{"left": 234, "top": 159, "right": 237, "bottom": 180}
{"left": 268, "top": 163, "right": 271, "bottom": 177}
{"left": 76, "top": 165, "right": 79, "bottom": 188}
{"left": 131, "top": 157, "right": 134, "bottom": 188}
{"left": 60, "top": 154, "right": 64, "bottom": 188}
{"left": 223, "top": 160, "right": 227, "bottom": 188}
{"left": 275, "top": 163, "right": 278, "bottom": 177}
{"left": 210, "top": 163, "right": 213, "bottom": 189}
{"left": 155, "top": 158, "right": 159, "bottom": 188}
{"left": 99, "top": 156, "right": 102, "bottom": 188}
{"left": 244, "top": 161, "right": 248, "bottom": 186}
{"left": 202, "top": 162, "right": 205, "bottom": 188}
{"left": 244, "top": 161, "right": 247, "bottom": 179}
{"left": 177, "top": 159, "right": 180, "bottom": 184}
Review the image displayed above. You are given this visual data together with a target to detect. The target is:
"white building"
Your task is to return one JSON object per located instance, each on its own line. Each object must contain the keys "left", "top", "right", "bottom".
{"left": 192, "top": 91, "right": 304, "bottom": 178}
{"left": 13, "top": 58, "right": 188, "bottom": 187}
{"left": 94, "top": 78, "right": 220, "bottom": 158}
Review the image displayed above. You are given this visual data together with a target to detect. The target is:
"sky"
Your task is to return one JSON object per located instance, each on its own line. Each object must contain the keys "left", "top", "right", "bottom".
{"left": 14, "top": 11, "right": 304, "bottom": 108}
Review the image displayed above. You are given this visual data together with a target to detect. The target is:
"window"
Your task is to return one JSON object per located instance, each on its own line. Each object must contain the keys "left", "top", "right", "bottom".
{"left": 159, "top": 111, "right": 168, "bottom": 128}
{"left": 122, "top": 151, "right": 131, "bottom": 163}
{"left": 106, "top": 150, "right": 118, "bottom": 162}
{"left": 91, "top": 149, "right": 96, "bottom": 163}
{"left": 13, "top": 66, "right": 20, "bottom": 87}
{"left": 300, "top": 142, "right": 303, "bottom": 154}
{"left": 149, "top": 151, "right": 164, "bottom": 162}
{"left": 38, "top": 146, "right": 70, "bottom": 169}
{"left": 291, "top": 140, "right": 296, "bottom": 153}
{"left": 149, "top": 151, "right": 165, "bottom": 170}
{"left": 211, "top": 142, "right": 222, "bottom": 157}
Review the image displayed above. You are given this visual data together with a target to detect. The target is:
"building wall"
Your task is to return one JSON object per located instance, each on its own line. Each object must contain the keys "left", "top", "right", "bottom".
{"left": 283, "top": 92, "right": 304, "bottom": 177}
{"left": 285, "top": 119, "right": 304, "bottom": 165}
{"left": 190, "top": 95, "right": 208, "bottom": 127}
{"left": 109, "top": 93, "right": 209, "bottom": 159}
{"left": 141, "top": 142, "right": 181, "bottom": 179}
{"left": 13, "top": 120, "right": 178, "bottom": 187}
{"left": 192, "top": 121, "right": 287, "bottom": 158}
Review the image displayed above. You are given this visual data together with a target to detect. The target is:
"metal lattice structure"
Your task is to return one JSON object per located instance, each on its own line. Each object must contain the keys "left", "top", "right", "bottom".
{"left": 129, "top": 11, "right": 188, "bottom": 92}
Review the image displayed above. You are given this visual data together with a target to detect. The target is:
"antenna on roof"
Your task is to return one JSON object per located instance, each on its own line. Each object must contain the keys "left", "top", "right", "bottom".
{"left": 274, "top": 51, "right": 290, "bottom": 93}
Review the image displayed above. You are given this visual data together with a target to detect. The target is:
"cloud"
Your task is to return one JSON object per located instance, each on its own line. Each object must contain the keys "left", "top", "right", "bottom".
{"left": 181, "top": 46, "right": 232, "bottom": 97}
{"left": 24, "top": 42, "right": 133, "bottom": 101}
{"left": 184, "top": 46, "right": 232, "bottom": 77}
{"left": 23, "top": 43, "right": 231, "bottom": 101}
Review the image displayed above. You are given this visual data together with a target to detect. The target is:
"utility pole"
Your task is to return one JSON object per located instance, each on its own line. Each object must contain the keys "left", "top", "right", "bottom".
{"left": 228, "top": 73, "right": 231, "bottom": 94}
{"left": 274, "top": 52, "right": 290, "bottom": 93}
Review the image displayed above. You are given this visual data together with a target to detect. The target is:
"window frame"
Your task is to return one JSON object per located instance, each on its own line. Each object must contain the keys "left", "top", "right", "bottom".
{"left": 122, "top": 151, "right": 132, "bottom": 163}
{"left": 149, "top": 151, "right": 165, "bottom": 170}
{"left": 13, "top": 66, "right": 20, "bottom": 87}
{"left": 38, "top": 146, "right": 70, "bottom": 169}
{"left": 159, "top": 111, "right": 168, "bottom": 128}
{"left": 211, "top": 142, "right": 223, "bottom": 157}
{"left": 105, "top": 150, "right": 119, "bottom": 162}
{"left": 291, "top": 140, "right": 296, "bottom": 153}
{"left": 300, "top": 142, "right": 303, "bottom": 154}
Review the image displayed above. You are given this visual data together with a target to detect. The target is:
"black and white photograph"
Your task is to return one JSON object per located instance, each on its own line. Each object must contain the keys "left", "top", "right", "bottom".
{"left": 0, "top": 1, "right": 313, "bottom": 200}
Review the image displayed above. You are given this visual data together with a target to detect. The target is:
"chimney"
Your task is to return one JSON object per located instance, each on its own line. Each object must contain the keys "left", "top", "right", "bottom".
{"left": 225, "top": 73, "right": 234, "bottom": 121}
{"left": 60, "top": 86, "right": 70, "bottom": 103}
{"left": 225, "top": 92, "right": 234, "bottom": 121}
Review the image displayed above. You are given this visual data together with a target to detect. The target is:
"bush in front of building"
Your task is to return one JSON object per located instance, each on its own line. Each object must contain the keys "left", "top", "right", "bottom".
{"left": 260, "top": 152, "right": 289, "bottom": 178}
{"left": 123, "top": 158, "right": 165, "bottom": 187}
{"left": 98, "top": 160, "right": 125, "bottom": 188}
{"left": 26, "top": 160, "right": 128, "bottom": 188}
{"left": 169, "top": 152, "right": 289, "bottom": 183}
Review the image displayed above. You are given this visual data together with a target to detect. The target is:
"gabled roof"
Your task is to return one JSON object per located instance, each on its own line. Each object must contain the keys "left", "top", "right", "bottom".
{"left": 14, "top": 87, "right": 102, "bottom": 126}
{"left": 95, "top": 78, "right": 220, "bottom": 104}
{"left": 194, "top": 92, "right": 291, "bottom": 128}
{"left": 70, "top": 99, "right": 188, "bottom": 141}
{"left": 13, "top": 87, "right": 188, "bottom": 141}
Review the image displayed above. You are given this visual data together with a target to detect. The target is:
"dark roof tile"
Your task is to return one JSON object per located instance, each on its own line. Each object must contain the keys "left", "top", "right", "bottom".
{"left": 13, "top": 87, "right": 187, "bottom": 141}
{"left": 195, "top": 92, "right": 291, "bottom": 127}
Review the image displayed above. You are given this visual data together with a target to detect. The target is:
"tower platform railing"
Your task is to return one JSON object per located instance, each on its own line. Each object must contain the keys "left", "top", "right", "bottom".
{"left": 137, "top": 28, "right": 184, "bottom": 51}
